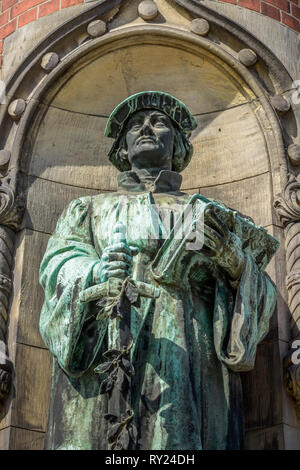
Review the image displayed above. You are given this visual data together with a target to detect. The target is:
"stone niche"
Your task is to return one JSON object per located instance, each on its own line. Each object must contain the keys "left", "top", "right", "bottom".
{"left": 0, "top": 0, "right": 298, "bottom": 449}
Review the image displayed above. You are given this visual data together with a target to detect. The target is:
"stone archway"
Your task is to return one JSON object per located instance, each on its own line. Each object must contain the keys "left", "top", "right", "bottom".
{"left": 0, "top": 0, "right": 297, "bottom": 449}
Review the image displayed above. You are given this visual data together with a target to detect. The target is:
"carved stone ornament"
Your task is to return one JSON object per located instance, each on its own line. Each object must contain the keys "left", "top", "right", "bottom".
{"left": 274, "top": 173, "right": 300, "bottom": 227}
{"left": 271, "top": 94, "right": 291, "bottom": 114}
{"left": 0, "top": 183, "right": 25, "bottom": 411}
{"left": 8, "top": 99, "right": 26, "bottom": 120}
{"left": 87, "top": 20, "right": 107, "bottom": 38}
{"left": 138, "top": 1, "right": 158, "bottom": 20}
{"left": 0, "top": 184, "right": 25, "bottom": 231}
{"left": 238, "top": 48, "right": 258, "bottom": 67}
{"left": 0, "top": 151, "right": 11, "bottom": 172}
{"left": 190, "top": 18, "right": 210, "bottom": 36}
{"left": 288, "top": 144, "right": 300, "bottom": 166}
{"left": 274, "top": 174, "right": 300, "bottom": 414}
{"left": 284, "top": 353, "right": 300, "bottom": 420}
{"left": 41, "top": 52, "right": 60, "bottom": 72}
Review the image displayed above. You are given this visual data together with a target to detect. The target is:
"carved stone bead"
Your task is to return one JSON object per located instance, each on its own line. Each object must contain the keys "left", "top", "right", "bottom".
{"left": 238, "top": 49, "right": 257, "bottom": 67}
{"left": 87, "top": 20, "right": 107, "bottom": 38}
{"left": 138, "top": 1, "right": 158, "bottom": 20}
{"left": 271, "top": 94, "right": 291, "bottom": 114}
{"left": 190, "top": 18, "right": 210, "bottom": 36}
{"left": 288, "top": 144, "right": 300, "bottom": 166}
{"left": 8, "top": 99, "right": 26, "bottom": 119}
{"left": 41, "top": 52, "right": 60, "bottom": 72}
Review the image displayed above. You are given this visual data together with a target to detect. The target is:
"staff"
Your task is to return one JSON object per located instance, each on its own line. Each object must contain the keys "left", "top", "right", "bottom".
{"left": 80, "top": 222, "right": 159, "bottom": 450}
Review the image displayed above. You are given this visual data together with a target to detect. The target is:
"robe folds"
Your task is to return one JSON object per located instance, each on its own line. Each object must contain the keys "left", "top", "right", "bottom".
{"left": 39, "top": 188, "right": 277, "bottom": 450}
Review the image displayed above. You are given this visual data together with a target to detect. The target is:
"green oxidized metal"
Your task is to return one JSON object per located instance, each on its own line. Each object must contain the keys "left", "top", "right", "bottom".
{"left": 39, "top": 91, "right": 279, "bottom": 450}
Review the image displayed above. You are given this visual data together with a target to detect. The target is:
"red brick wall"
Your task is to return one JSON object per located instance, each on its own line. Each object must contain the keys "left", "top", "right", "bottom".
{"left": 0, "top": 0, "right": 299, "bottom": 70}
{"left": 0, "top": 0, "right": 84, "bottom": 68}
{"left": 230, "top": 0, "right": 300, "bottom": 32}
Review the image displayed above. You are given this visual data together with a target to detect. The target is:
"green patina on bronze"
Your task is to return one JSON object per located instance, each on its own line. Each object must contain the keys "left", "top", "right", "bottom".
{"left": 39, "top": 91, "right": 279, "bottom": 450}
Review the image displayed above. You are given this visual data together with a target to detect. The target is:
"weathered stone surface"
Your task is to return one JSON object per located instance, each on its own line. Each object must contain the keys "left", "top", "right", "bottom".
{"left": 22, "top": 104, "right": 118, "bottom": 191}
{"left": 271, "top": 94, "right": 291, "bottom": 114}
{"left": 9, "top": 427, "right": 45, "bottom": 450}
{"left": 87, "top": 20, "right": 107, "bottom": 38}
{"left": 283, "top": 425, "right": 300, "bottom": 449}
{"left": 0, "top": 150, "right": 10, "bottom": 171}
{"left": 45, "top": 44, "right": 251, "bottom": 116}
{"left": 22, "top": 175, "right": 102, "bottom": 234}
{"left": 138, "top": 1, "right": 158, "bottom": 20}
{"left": 245, "top": 424, "right": 284, "bottom": 450}
{"left": 182, "top": 103, "right": 270, "bottom": 189}
{"left": 241, "top": 340, "right": 283, "bottom": 431}
{"left": 0, "top": 427, "right": 10, "bottom": 449}
{"left": 25, "top": 102, "right": 269, "bottom": 191}
{"left": 199, "top": 172, "right": 272, "bottom": 227}
{"left": 10, "top": 343, "right": 51, "bottom": 432}
{"left": 281, "top": 340, "right": 300, "bottom": 431}
{"left": 264, "top": 225, "right": 290, "bottom": 343}
{"left": 238, "top": 48, "right": 257, "bottom": 67}
{"left": 288, "top": 144, "right": 300, "bottom": 166}
{"left": 13, "top": 229, "right": 50, "bottom": 349}
{"left": 190, "top": 18, "right": 210, "bottom": 36}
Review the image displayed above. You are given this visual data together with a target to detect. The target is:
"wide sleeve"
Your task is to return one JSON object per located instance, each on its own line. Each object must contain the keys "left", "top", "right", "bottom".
{"left": 213, "top": 253, "right": 277, "bottom": 372}
{"left": 39, "top": 197, "right": 107, "bottom": 378}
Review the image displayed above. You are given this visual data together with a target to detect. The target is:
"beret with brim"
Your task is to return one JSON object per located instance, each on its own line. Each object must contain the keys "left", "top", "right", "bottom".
{"left": 105, "top": 91, "right": 197, "bottom": 139}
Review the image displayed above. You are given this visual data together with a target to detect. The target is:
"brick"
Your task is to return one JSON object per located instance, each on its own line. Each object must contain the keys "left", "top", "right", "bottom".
{"left": 2, "top": 0, "right": 18, "bottom": 12}
{"left": 38, "top": 0, "right": 59, "bottom": 17}
{"left": 261, "top": 1, "right": 281, "bottom": 18}
{"left": 238, "top": 0, "right": 261, "bottom": 12}
{"left": 222, "top": 0, "right": 237, "bottom": 4}
{"left": 0, "top": 40, "right": 3, "bottom": 53}
{"left": 61, "top": 0, "right": 83, "bottom": 8}
{"left": 264, "top": 0, "right": 290, "bottom": 12}
{"left": 0, "top": 9, "right": 9, "bottom": 26}
{"left": 0, "top": 18, "right": 16, "bottom": 38}
{"left": 281, "top": 11, "right": 300, "bottom": 30}
{"left": 11, "top": 0, "right": 42, "bottom": 18}
{"left": 18, "top": 6, "right": 37, "bottom": 27}
{"left": 291, "top": 3, "right": 300, "bottom": 18}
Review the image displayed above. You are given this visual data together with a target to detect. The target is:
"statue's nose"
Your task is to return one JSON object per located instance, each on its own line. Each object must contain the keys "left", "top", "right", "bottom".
{"left": 140, "top": 120, "right": 154, "bottom": 135}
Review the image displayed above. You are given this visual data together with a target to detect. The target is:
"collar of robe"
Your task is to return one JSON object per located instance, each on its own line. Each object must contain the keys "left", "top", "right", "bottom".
{"left": 117, "top": 168, "right": 182, "bottom": 193}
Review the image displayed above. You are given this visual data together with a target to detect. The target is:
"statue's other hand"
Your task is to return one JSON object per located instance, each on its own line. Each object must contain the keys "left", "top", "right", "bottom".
{"left": 203, "top": 206, "right": 245, "bottom": 281}
{"left": 96, "top": 243, "right": 139, "bottom": 283}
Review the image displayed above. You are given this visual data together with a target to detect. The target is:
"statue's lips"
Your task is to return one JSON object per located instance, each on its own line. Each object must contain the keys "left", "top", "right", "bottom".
{"left": 136, "top": 137, "right": 157, "bottom": 145}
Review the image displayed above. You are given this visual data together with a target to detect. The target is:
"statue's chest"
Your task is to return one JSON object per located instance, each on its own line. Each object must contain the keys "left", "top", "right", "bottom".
{"left": 91, "top": 192, "right": 189, "bottom": 257}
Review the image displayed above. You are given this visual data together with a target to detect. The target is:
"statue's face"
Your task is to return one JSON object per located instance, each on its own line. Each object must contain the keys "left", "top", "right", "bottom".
{"left": 125, "top": 109, "right": 175, "bottom": 171}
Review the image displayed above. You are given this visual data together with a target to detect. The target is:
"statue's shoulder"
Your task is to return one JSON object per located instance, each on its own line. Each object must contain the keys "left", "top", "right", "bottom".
{"left": 64, "top": 193, "right": 120, "bottom": 213}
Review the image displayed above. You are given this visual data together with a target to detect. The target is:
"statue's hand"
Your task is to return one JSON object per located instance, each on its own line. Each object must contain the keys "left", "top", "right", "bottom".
{"left": 95, "top": 243, "right": 139, "bottom": 283}
{"left": 203, "top": 206, "right": 245, "bottom": 281}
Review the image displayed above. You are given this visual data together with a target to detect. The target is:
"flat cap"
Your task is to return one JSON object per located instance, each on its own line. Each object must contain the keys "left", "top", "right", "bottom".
{"left": 105, "top": 91, "right": 197, "bottom": 140}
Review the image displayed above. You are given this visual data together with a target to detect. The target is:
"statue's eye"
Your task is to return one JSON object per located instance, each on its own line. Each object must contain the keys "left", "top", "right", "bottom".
{"left": 153, "top": 119, "right": 167, "bottom": 127}
{"left": 129, "top": 122, "right": 142, "bottom": 130}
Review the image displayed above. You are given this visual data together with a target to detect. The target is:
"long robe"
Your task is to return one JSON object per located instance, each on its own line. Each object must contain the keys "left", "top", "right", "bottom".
{"left": 39, "top": 182, "right": 277, "bottom": 450}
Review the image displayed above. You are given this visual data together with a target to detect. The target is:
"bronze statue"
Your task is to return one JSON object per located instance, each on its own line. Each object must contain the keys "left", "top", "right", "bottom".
{"left": 39, "top": 91, "right": 278, "bottom": 450}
